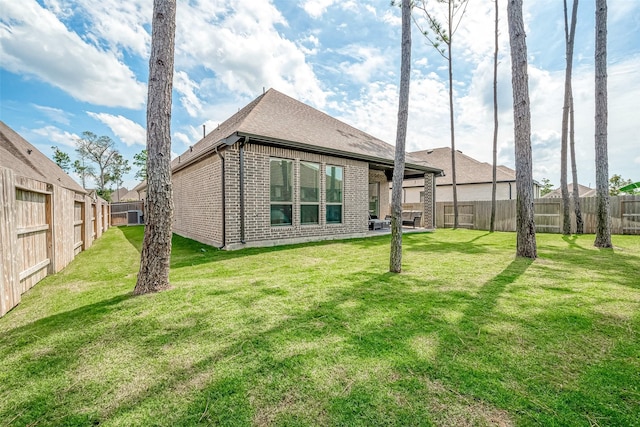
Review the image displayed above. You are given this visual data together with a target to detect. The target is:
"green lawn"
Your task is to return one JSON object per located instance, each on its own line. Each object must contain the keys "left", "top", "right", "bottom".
{"left": 1, "top": 227, "right": 638, "bottom": 426}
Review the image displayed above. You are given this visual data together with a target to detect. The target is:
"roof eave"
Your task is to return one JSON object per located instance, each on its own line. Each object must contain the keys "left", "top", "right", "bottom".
{"left": 237, "top": 132, "right": 444, "bottom": 176}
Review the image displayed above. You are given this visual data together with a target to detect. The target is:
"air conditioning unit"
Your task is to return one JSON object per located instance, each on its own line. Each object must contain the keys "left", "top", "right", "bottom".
{"left": 127, "top": 210, "right": 143, "bottom": 225}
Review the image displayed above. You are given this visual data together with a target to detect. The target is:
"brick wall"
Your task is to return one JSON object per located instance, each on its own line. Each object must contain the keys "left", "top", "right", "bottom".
{"left": 423, "top": 173, "right": 435, "bottom": 228}
{"left": 224, "top": 143, "right": 370, "bottom": 248}
{"left": 172, "top": 154, "right": 223, "bottom": 247}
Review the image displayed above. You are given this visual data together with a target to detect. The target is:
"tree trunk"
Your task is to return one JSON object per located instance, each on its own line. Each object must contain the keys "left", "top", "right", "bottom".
{"left": 569, "top": 93, "right": 584, "bottom": 233}
{"left": 560, "top": 0, "right": 579, "bottom": 235}
{"left": 448, "top": 1, "right": 459, "bottom": 229}
{"left": 390, "top": 0, "right": 412, "bottom": 273}
{"left": 490, "top": 0, "right": 499, "bottom": 233}
{"left": 134, "top": 0, "right": 177, "bottom": 294}
{"left": 507, "top": 0, "right": 537, "bottom": 259}
{"left": 594, "top": 0, "right": 611, "bottom": 248}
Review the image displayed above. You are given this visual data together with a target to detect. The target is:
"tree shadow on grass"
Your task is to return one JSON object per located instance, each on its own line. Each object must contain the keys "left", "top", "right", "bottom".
{"left": 540, "top": 243, "right": 640, "bottom": 289}
{"left": 6, "top": 228, "right": 637, "bottom": 426}
{"left": 0, "top": 294, "right": 134, "bottom": 362}
{"left": 118, "top": 225, "right": 389, "bottom": 270}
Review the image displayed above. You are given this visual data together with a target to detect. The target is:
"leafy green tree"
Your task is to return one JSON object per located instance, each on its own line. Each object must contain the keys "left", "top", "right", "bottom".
{"left": 133, "top": 149, "right": 147, "bottom": 180}
{"left": 540, "top": 178, "right": 554, "bottom": 196}
{"left": 75, "top": 131, "right": 120, "bottom": 193}
{"left": 51, "top": 146, "right": 71, "bottom": 172}
{"left": 72, "top": 158, "right": 94, "bottom": 189}
{"left": 110, "top": 152, "right": 131, "bottom": 191}
{"left": 609, "top": 174, "right": 638, "bottom": 195}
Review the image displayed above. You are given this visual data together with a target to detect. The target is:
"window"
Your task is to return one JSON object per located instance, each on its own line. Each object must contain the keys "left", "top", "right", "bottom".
{"left": 270, "top": 158, "right": 293, "bottom": 225}
{"left": 300, "top": 162, "right": 320, "bottom": 224}
{"left": 326, "top": 165, "right": 343, "bottom": 224}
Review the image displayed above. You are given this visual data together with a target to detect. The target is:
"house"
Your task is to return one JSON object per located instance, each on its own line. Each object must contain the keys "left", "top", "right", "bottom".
{"left": 158, "top": 89, "right": 442, "bottom": 249}
{"left": 542, "top": 183, "right": 596, "bottom": 198}
{"left": 398, "top": 147, "right": 540, "bottom": 203}
{"left": 0, "top": 121, "right": 109, "bottom": 316}
{"left": 110, "top": 187, "right": 129, "bottom": 202}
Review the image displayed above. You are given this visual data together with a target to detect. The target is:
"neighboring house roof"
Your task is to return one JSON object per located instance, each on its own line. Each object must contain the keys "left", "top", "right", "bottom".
{"left": 133, "top": 181, "right": 146, "bottom": 192}
{"left": 0, "top": 121, "right": 85, "bottom": 193}
{"left": 410, "top": 147, "right": 516, "bottom": 186}
{"left": 172, "top": 89, "right": 442, "bottom": 177}
{"left": 111, "top": 187, "right": 129, "bottom": 202}
{"left": 543, "top": 183, "right": 596, "bottom": 198}
{"left": 120, "top": 190, "right": 140, "bottom": 201}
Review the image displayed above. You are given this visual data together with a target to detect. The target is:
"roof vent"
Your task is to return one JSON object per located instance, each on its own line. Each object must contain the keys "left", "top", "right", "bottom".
{"left": 427, "top": 150, "right": 434, "bottom": 154}
{"left": 27, "top": 149, "right": 32, "bottom": 154}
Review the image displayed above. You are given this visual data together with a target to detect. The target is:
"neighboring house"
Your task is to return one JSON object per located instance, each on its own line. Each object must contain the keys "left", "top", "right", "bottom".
{"left": 542, "top": 183, "right": 596, "bottom": 198}
{"left": 132, "top": 181, "right": 146, "bottom": 201}
{"left": 140, "top": 89, "right": 442, "bottom": 250}
{"left": 398, "top": 147, "right": 540, "bottom": 203}
{"left": 120, "top": 189, "right": 141, "bottom": 201}
{"left": 111, "top": 187, "right": 129, "bottom": 202}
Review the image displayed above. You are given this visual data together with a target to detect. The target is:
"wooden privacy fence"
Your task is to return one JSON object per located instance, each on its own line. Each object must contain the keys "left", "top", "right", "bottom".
{"left": 0, "top": 167, "right": 109, "bottom": 317}
{"left": 110, "top": 201, "right": 144, "bottom": 226}
{"left": 435, "top": 195, "right": 640, "bottom": 234}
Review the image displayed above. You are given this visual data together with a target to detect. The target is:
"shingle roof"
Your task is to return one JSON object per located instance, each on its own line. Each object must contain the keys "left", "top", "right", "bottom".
{"left": 542, "top": 183, "right": 595, "bottom": 198}
{"left": 172, "top": 89, "right": 442, "bottom": 175}
{"left": 410, "top": 147, "right": 516, "bottom": 185}
{"left": 111, "top": 187, "right": 129, "bottom": 202}
{"left": 0, "top": 121, "right": 85, "bottom": 193}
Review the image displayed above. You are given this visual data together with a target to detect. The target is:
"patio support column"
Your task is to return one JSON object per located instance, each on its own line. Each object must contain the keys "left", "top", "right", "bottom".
{"left": 423, "top": 173, "right": 435, "bottom": 228}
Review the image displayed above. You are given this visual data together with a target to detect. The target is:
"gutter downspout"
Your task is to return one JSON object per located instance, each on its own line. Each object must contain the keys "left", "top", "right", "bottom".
{"left": 239, "top": 138, "right": 246, "bottom": 244}
{"left": 215, "top": 147, "right": 226, "bottom": 249}
{"left": 509, "top": 182, "right": 513, "bottom": 200}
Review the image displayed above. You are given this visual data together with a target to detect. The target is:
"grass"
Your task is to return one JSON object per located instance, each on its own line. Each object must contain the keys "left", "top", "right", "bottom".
{"left": 0, "top": 227, "right": 639, "bottom": 427}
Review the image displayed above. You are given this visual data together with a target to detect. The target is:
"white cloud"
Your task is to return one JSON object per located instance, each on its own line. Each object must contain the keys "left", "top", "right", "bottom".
{"left": 174, "top": 71, "right": 203, "bottom": 118}
{"left": 32, "top": 126, "right": 79, "bottom": 148}
{"left": 301, "top": 0, "right": 338, "bottom": 19}
{"left": 67, "top": 0, "right": 151, "bottom": 57}
{"left": 382, "top": 9, "right": 401, "bottom": 26}
{"left": 32, "top": 105, "right": 72, "bottom": 125}
{"left": 338, "top": 45, "right": 392, "bottom": 84}
{"left": 0, "top": 0, "right": 146, "bottom": 109}
{"left": 175, "top": 1, "right": 327, "bottom": 108}
{"left": 87, "top": 112, "right": 146, "bottom": 146}
{"left": 299, "top": 34, "right": 320, "bottom": 55}
{"left": 173, "top": 132, "right": 191, "bottom": 147}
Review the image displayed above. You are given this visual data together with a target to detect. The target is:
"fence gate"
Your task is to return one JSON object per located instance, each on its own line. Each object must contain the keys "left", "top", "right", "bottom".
{"left": 622, "top": 200, "right": 640, "bottom": 234}
{"left": 15, "top": 188, "right": 52, "bottom": 293}
{"left": 534, "top": 202, "right": 561, "bottom": 233}
{"left": 74, "top": 201, "right": 84, "bottom": 255}
{"left": 110, "top": 201, "right": 144, "bottom": 226}
{"left": 443, "top": 204, "right": 474, "bottom": 228}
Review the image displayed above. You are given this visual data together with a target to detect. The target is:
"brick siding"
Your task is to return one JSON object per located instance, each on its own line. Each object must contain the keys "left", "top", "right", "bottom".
{"left": 172, "top": 154, "right": 223, "bottom": 247}
{"left": 172, "top": 141, "right": 437, "bottom": 249}
{"left": 228, "top": 143, "right": 369, "bottom": 248}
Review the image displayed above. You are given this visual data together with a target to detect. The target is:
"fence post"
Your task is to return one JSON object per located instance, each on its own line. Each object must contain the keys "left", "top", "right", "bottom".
{"left": 0, "top": 168, "right": 21, "bottom": 317}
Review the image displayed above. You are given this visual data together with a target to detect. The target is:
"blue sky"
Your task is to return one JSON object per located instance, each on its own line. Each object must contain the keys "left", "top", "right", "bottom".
{"left": 1, "top": 0, "right": 639, "bottom": 190}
